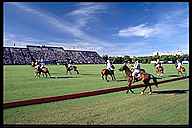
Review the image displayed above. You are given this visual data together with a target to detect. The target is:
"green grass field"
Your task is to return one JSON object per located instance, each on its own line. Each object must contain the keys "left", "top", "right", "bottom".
{"left": 3, "top": 64, "right": 189, "bottom": 124}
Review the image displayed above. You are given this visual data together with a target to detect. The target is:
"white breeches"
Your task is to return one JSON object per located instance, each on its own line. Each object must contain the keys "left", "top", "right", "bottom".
{"left": 177, "top": 65, "right": 181, "bottom": 70}
{"left": 156, "top": 64, "right": 160, "bottom": 68}
{"left": 132, "top": 69, "right": 140, "bottom": 78}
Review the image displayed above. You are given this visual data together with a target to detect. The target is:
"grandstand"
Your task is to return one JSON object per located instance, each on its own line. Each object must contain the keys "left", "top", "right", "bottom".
{"left": 3, "top": 45, "right": 105, "bottom": 65}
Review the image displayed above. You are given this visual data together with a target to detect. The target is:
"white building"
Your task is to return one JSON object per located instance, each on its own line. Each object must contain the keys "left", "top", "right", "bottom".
{"left": 168, "top": 61, "right": 173, "bottom": 64}
{"left": 152, "top": 49, "right": 184, "bottom": 56}
{"left": 151, "top": 61, "right": 156, "bottom": 64}
{"left": 182, "top": 61, "right": 189, "bottom": 64}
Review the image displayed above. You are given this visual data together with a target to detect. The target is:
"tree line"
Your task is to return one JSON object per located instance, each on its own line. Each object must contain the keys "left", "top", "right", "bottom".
{"left": 102, "top": 53, "right": 189, "bottom": 64}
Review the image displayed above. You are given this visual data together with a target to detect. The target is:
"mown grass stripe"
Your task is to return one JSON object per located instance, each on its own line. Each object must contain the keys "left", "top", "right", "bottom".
{"left": 3, "top": 76, "right": 188, "bottom": 109}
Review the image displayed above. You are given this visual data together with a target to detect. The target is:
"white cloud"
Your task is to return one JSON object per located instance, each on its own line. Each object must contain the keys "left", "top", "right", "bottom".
{"left": 7, "top": 3, "right": 112, "bottom": 48}
{"left": 5, "top": 3, "right": 189, "bottom": 56}
{"left": 78, "top": 2, "right": 97, "bottom": 6}
{"left": 70, "top": 4, "right": 106, "bottom": 16}
{"left": 118, "top": 24, "right": 157, "bottom": 38}
{"left": 68, "top": 4, "right": 107, "bottom": 28}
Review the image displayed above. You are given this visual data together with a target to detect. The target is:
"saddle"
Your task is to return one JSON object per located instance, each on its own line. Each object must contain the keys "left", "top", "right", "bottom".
{"left": 134, "top": 72, "right": 141, "bottom": 79}
{"left": 156, "top": 66, "right": 162, "bottom": 70}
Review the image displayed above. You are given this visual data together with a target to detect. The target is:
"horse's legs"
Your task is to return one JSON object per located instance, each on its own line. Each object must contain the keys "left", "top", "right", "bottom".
{"left": 141, "top": 86, "right": 147, "bottom": 94}
{"left": 101, "top": 74, "right": 104, "bottom": 80}
{"left": 34, "top": 72, "right": 37, "bottom": 78}
{"left": 111, "top": 74, "right": 114, "bottom": 80}
{"left": 37, "top": 71, "right": 40, "bottom": 77}
{"left": 105, "top": 75, "right": 109, "bottom": 82}
{"left": 128, "top": 88, "right": 135, "bottom": 94}
{"left": 178, "top": 70, "right": 182, "bottom": 77}
{"left": 74, "top": 68, "right": 79, "bottom": 74}
{"left": 42, "top": 72, "right": 45, "bottom": 77}
{"left": 48, "top": 71, "right": 51, "bottom": 77}
{"left": 127, "top": 81, "right": 134, "bottom": 94}
{"left": 113, "top": 74, "right": 116, "bottom": 80}
{"left": 76, "top": 70, "right": 79, "bottom": 74}
{"left": 70, "top": 71, "right": 72, "bottom": 75}
{"left": 148, "top": 85, "right": 152, "bottom": 95}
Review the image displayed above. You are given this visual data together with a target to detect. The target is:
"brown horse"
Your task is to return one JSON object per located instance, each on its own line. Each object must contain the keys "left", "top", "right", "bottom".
{"left": 64, "top": 63, "right": 79, "bottom": 75}
{"left": 101, "top": 69, "right": 116, "bottom": 82}
{"left": 155, "top": 66, "right": 164, "bottom": 76}
{"left": 119, "top": 65, "right": 158, "bottom": 95}
{"left": 176, "top": 65, "right": 186, "bottom": 76}
{"left": 31, "top": 61, "right": 37, "bottom": 68}
{"left": 34, "top": 65, "right": 51, "bottom": 78}
{"left": 32, "top": 61, "right": 51, "bottom": 78}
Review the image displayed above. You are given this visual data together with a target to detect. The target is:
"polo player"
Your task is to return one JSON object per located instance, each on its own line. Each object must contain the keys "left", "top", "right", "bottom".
{"left": 106, "top": 60, "right": 114, "bottom": 74}
{"left": 155, "top": 59, "right": 162, "bottom": 70}
{"left": 175, "top": 59, "right": 182, "bottom": 70}
{"left": 68, "top": 60, "right": 73, "bottom": 70}
{"left": 40, "top": 59, "right": 46, "bottom": 69}
{"left": 132, "top": 60, "right": 141, "bottom": 83}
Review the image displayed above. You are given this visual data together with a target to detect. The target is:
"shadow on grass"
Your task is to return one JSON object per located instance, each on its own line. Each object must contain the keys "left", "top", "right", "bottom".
{"left": 80, "top": 73, "right": 98, "bottom": 76}
{"left": 116, "top": 79, "right": 128, "bottom": 82}
{"left": 166, "top": 74, "right": 179, "bottom": 77}
{"left": 50, "top": 76, "right": 78, "bottom": 79}
{"left": 152, "top": 89, "right": 188, "bottom": 95}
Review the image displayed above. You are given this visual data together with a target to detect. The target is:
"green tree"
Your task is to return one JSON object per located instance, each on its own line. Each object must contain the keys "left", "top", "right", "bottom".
{"left": 102, "top": 55, "right": 108, "bottom": 62}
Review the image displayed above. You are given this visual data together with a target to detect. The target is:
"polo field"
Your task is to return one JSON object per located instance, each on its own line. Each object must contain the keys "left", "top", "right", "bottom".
{"left": 3, "top": 64, "right": 189, "bottom": 124}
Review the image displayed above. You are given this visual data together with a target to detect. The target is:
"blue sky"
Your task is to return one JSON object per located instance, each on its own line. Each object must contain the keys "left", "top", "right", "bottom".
{"left": 4, "top": 2, "right": 189, "bottom": 56}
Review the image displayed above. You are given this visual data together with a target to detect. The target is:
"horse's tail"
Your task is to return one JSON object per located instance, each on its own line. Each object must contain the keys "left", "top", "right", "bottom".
{"left": 150, "top": 74, "right": 158, "bottom": 88}
{"left": 182, "top": 66, "right": 185, "bottom": 72}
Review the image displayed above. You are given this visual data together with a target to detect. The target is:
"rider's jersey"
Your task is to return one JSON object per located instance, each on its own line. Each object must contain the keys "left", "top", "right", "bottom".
{"left": 176, "top": 62, "right": 182, "bottom": 69}
{"left": 134, "top": 62, "right": 140, "bottom": 69}
{"left": 68, "top": 63, "right": 73, "bottom": 68}
{"left": 123, "top": 62, "right": 128, "bottom": 67}
{"left": 155, "top": 61, "right": 161, "bottom": 67}
{"left": 106, "top": 62, "right": 113, "bottom": 70}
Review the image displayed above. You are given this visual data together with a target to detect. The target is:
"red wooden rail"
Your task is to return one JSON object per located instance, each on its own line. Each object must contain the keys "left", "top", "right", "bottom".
{"left": 3, "top": 76, "right": 189, "bottom": 109}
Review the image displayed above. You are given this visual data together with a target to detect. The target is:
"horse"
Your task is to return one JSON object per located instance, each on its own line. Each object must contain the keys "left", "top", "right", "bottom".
{"left": 64, "top": 63, "right": 79, "bottom": 75}
{"left": 119, "top": 65, "right": 158, "bottom": 95}
{"left": 155, "top": 65, "right": 164, "bottom": 76}
{"left": 32, "top": 61, "right": 51, "bottom": 78}
{"left": 176, "top": 65, "right": 186, "bottom": 76}
{"left": 31, "top": 61, "right": 38, "bottom": 68}
{"left": 101, "top": 68, "right": 116, "bottom": 82}
{"left": 34, "top": 65, "right": 51, "bottom": 78}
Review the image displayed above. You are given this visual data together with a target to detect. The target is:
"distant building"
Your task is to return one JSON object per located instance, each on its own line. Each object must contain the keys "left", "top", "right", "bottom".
{"left": 152, "top": 49, "right": 184, "bottom": 56}
{"left": 182, "top": 61, "right": 189, "bottom": 64}
{"left": 150, "top": 61, "right": 156, "bottom": 64}
{"left": 151, "top": 60, "right": 164, "bottom": 64}
{"left": 168, "top": 61, "right": 173, "bottom": 64}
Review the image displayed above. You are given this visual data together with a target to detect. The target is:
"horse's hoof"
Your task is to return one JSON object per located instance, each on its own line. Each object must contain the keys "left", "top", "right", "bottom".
{"left": 107, "top": 80, "right": 109, "bottom": 82}
{"left": 148, "top": 92, "right": 152, "bottom": 95}
{"left": 140, "top": 92, "right": 144, "bottom": 95}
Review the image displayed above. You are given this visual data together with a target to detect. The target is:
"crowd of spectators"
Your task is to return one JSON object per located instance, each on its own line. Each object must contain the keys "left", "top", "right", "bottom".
{"left": 3, "top": 47, "right": 12, "bottom": 64}
{"left": 3, "top": 45, "right": 105, "bottom": 65}
{"left": 9, "top": 48, "right": 26, "bottom": 64}
{"left": 21, "top": 48, "right": 32, "bottom": 64}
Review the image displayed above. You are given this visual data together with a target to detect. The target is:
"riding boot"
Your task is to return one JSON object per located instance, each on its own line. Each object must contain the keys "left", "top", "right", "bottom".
{"left": 132, "top": 77, "right": 135, "bottom": 83}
